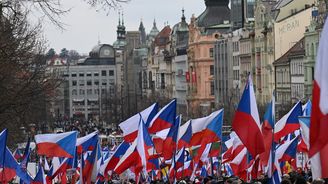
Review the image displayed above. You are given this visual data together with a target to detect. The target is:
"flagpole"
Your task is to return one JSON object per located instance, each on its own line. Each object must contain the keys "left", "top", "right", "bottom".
{"left": 173, "top": 115, "right": 181, "bottom": 182}
{"left": 269, "top": 90, "right": 276, "bottom": 179}
{"left": 217, "top": 140, "right": 222, "bottom": 179}
{"left": 210, "top": 156, "right": 214, "bottom": 177}
{"left": 1, "top": 130, "right": 7, "bottom": 183}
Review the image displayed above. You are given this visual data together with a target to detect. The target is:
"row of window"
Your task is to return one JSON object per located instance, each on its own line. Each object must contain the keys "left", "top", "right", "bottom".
{"left": 233, "top": 56, "right": 239, "bottom": 66}
{"left": 233, "top": 70, "right": 240, "bottom": 80}
{"left": 232, "top": 41, "right": 239, "bottom": 52}
{"left": 72, "top": 80, "right": 114, "bottom": 86}
{"left": 71, "top": 70, "right": 114, "bottom": 77}
{"left": 72, "top": 88, "right": 115, "bottom": 96}
{"left": 290, "top": 61, "right": 303, "bottom": 75}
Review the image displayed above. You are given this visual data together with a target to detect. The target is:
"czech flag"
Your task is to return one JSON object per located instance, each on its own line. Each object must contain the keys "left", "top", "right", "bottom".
{"left": 13, "top": 148, "right": 23, "bottom": 160}
{"left": 0, "top": 147, "right": 32, "bottom": 183}
{"left": 104, "top": 141, "right": 130, "bottom": 173}
{"left": 232, "top": 75, "right": 265, "bottom": 158}
{"left": 274, "top": 101, "right": 302, "bottom": 142}
{"left": 280, "top": 136, "right": 299, "bottom": 162}
{"left": 229, "top": 147, "right": 248, "bottom": 181}
{"left": 148, "top": 99, "right": 176, "bottom": 134}
{"left": 260, "top": 93, "right": 275, "bottom": 166}
{"left": 119, "top": 103, "right": 158, "bottom": 142}
{"left": 162, "top": 115, "right": 181, "bottom": 160}
{"left": 302, "top": 100, "right": 312, "bottom": 116}
{"left": 177, "top": 121, "right": 192, "bottom": 149}
{"left": 35, "top": 131, "right": 77, "bottom": 158}
{"left": 0, "top": 129, "right": 7, "bottom": 165}
{"left": 136, "top": 117, "right": 157, "bottom": 172}
{"left": 114, "top": 140, "right": 140, "bottom": 175}
{"left": 83, "top": 141, "right": 99, "bottom": 183}
{"left": 32, "top": 164, "right": 46, "bottom": 184}
{"left": 299, "top": 116, "right": 310, "bottom": 150}
{"left": 76, "top": 131, "right": 98, "bottom": 154}
{"left": 309, "top": 17, "right": 328, "bottom": 179}
{"left": 201, "top": 109, "right": 224, "bottom": 144}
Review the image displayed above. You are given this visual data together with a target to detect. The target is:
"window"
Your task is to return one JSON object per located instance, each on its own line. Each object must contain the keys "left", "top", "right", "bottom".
{"left": 109, "top": 70, "right": 114, "bottom": 76}
{"left": 101, "top": 88, "right": 106, "bottom": 94}
{"left": 79, "top": 89, "right": 85, "bottom": 95}
{"left": 72, "top": 81, "right": 77, "bottom": 86}
{"left": 102, "top": 70, "right": 107, "bottom": 76}
{"left": 102, "top": 79, "right": 107, "bottom": 86}
{"left": 86, "top": 72, "right": 92, "bottom": 77}
{"left": 79, "top": 73, "right": 84, "bottom": 77}
{"left": 94, "top": 80, "right": 99, "bottom": 85}
{"left": 210, "top": 65, "right": 214, "bottom": 75}
{"left": 210, "top": 81, "right": 214, "bottom": 95}
{"left": 209, "top": 48, "right": 214, "bottom": 58}
{"left": 72, "top": 89, "right": 77, "bottom": 95}
{"left": 79, "top": 80, "right": 84, "bottom": 86}
{"left": 71, "top": 73, "right": 77, "bottom": 77}
{"left": 94, "top": 72, "right": 99, "bottom": 77}
{"left": 87, "top": 80, "right": 92, "bottom": 86}
{"left": 94, "top": 89, "right": 99, "bottom": 94}
{"left": 87, "top": 89, "right": 92, "bottom": 95}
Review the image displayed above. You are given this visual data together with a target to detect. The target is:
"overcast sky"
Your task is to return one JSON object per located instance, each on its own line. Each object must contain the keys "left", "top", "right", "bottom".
{"left": 41, "top": 0, "right": 206, "bottom": 54}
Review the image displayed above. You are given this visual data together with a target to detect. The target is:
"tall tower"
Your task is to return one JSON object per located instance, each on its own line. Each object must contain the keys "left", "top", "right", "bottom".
{"left": 113, "top": 12, "right": 127, "bottom": 49}
{"left": 139, "top": 20, "right": 147, "bottom": 46}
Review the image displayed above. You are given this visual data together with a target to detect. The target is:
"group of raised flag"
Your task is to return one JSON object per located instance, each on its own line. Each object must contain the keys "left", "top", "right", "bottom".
{"left": 1, "top": 14, "right": 328, "bottom": 184}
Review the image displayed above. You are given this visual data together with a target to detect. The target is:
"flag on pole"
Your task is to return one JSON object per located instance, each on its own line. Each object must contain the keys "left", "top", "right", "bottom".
{"left": 119, "top": 103, "right": 158, "bottom": 142}
{"left": 309, "top": 17, "right": 328, "bottom": 179}
{"left": 0, "top": 129, "right": 7, "bottom": 171}
{"left": 104, "top": 141, "right": 130, "bottom": 173}
{"left": 76, "top": 131, "right": 98, "bottom": 154}
{"left": 299, "top": 117, "right": 310, "bottom": 151}
{"left": 136, "top": 116, "right": 157, "bottom": 173}
{"left": 32, "top": 164, "right": 46, "bottom": 184}
{"left": 0, "top": 147, "right": 32, "bottom": 183}
{"left": 232, "top": 75, "right": 265, "bottom": 158}
{"left": 177, "top": 121, "right": 192, "bottom": 149}
{"left": 148, "top": 99, "right": 177, "bottom": 134}
{"left": 35, "top": 131, "right": 77, "bottom": 158}
{"left": 260, "top": 93, "right": 275, "bottom": 167}
{"left": 274, "top": 101, "right": 302, "bottom": 142}
{"left": 162, "top": 115, "right": 181, "bottom": 160}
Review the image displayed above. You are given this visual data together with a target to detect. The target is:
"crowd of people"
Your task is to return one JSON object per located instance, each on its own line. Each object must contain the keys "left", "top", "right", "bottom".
{"left": 53, "top": 120, "right": 122, "bottom": 137}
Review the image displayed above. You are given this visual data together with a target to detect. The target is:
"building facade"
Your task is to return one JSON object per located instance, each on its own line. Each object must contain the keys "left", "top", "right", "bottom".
{"left": 187, "top": 0, "right": 230, "bottom": 118}
{"left": 171, "top": 9, "right": 189, "bottom": 117}
{"left": 67, "top": 44, "right": 117, "bottom": 121}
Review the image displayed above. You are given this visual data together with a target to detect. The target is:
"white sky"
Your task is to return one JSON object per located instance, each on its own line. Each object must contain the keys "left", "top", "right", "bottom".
{"left": 41, "top": 0, "right": 206, "bottom": 54}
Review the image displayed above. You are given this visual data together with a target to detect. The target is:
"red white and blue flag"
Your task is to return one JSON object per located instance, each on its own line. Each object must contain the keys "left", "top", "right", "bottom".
{"left": 114, "top": 140, "right": 139, "bottom": 175}
{"left": 302, "top": 100, "right": 312, "bottom": 116}
{"left": 299, "top": 117, "right": 310, "bottom": 151}
{"left": 177, "top": 121, "right": 192, "bottom": 149}
{"left": 148, "top": 99, "right": 176, "bottom": 134}
{"left": 0, "top": 147, "right": 32, "bottom": 183}
{"left": 32, "top": 164, "right": 46, "bottom": 184}
{"left": 260, "top": 93, "right": 275, "bottom": 167}
{"left": 162, "top": 115, "right": 181, "bottom": 160}
{"left": 104, "top": 141, "right": 130, "bottom": 173}
{"left": 232, "top": 75, "right": 265, "bottom": 158}
{"left": 309, "top": 17, "right": 328, "bottom": 179}
{"left": 0, "top": 129, "right": 7, "bottom": 169}
{"left": 274, "top": 101, "right": 302, "bottom": 142}
{"left": 136, "top": 117, "right": 157, "bottom": 173}
{"left": 76, "top": 131, "right": 98, "bottom": 154}
{"left": 35, "top": 131, "right": 77, "bottom": 158}
{"left": 119, "top": 103, "right": 158, "bottom": 142}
